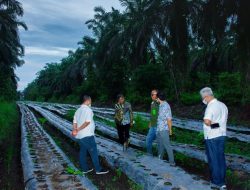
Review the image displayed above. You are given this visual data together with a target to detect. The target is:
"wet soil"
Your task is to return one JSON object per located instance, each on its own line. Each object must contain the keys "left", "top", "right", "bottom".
{"left": 32, "top": 109, "right": 141, "bottom": 190}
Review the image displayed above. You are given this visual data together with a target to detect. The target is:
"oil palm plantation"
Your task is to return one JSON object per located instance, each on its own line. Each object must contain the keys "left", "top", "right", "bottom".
{"left": 0, "top": 0, "right": 27, "bottom": 100}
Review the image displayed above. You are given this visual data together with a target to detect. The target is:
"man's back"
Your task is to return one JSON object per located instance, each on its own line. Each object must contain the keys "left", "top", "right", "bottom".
{"left": 206, "top": 99, "right": 228, "bottom": 125}
{"left": 204, "top": 99, "right": 228, "bottom": 139}
{"left": 74, "top": 105, "right": 95, "bottom": 139}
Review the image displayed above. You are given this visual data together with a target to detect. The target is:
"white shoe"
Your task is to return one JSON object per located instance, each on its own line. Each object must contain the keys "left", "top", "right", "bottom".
{"left": 220, "top": 185, "right": 227, "bottom": 190}
{"left": 96, "top": 169, "right": 109, "bottom": 175}
{"left": 170, "top": 162, "right": 176, "bottom": 167}
{"left": 210, "top": 183, "right": 226, "bottom": 190}
{"left": 158, "top": 155, "right": 163, "bottom": 160}
{"left": 210, "top": 183, "right": 220, "bottom": 189}
{"left": 82, "top": 168, "right": 93, "bottom": 174}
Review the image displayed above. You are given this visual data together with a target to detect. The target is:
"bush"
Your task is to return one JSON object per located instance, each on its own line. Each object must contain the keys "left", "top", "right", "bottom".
{"left": 126, "top": 87, "right": 151, "bottom": 106}
{"left": 65, "top": 109, "right": 76, "bottom": 121}
{"left": 180, "top": 92, "right": 201, "bottom": 105}
{"left": 132, "top": 115, "right": 149, "bottom": 134}
{"left": 132, "top": 64, "right": 168, "bottom": 97}
{"left": 188, "top": 72, "right": 211, "bottom": 91}
{"left": 217, "top": 72, "right": 242, "bottom": 104}
{"left": 64, "top": 94, "right": 80, "bottom": 104}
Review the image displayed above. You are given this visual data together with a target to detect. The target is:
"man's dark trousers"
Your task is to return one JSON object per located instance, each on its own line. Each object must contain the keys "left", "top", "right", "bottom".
{"left": 205, "top": 136, "right": 226, "bottom": 186}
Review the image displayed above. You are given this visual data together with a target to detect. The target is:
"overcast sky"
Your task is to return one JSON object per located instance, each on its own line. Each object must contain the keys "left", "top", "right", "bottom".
{"left": 16, "top": 0, "right": 122, "bottom": 90}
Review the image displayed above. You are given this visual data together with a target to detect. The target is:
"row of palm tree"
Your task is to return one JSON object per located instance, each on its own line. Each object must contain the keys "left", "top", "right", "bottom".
{"left": 0, "top": 0, "right": 27, "bottom": 100}
{"left": 24, "top": 0, "right": 250, "bottom": 105}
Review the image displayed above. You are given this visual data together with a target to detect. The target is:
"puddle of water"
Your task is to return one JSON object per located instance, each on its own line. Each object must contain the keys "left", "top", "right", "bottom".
{"left": 164, "top": 181, "right": 172, "bottom": 186}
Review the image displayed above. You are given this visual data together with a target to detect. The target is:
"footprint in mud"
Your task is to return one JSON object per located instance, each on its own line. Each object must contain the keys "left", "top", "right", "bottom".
{"left": 163, "top": 173, "right": 172, "bottom": 179}
{"left": 150, "top": 173, "right": 158, "bottom": 177}
{"left": 192, "top": 176, "right": 200, "bottom": 181}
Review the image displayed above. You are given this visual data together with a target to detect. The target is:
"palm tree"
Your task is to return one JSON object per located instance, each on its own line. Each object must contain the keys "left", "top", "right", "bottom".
{"left": 0, "top": 0, "right": 27, "bottom": 99}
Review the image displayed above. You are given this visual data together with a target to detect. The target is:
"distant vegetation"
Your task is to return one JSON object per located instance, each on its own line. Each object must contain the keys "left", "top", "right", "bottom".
{"left": 23, "top": 0, "right": 250, "bottom": 106}
{"left": 0, "top": 1, "right": 26, "bottom": 187}
{"left": 23, "top": 0, "right": 250, "bottom": 107}
{"left": 0, "top": 0, "right": 27, "bottom": 101}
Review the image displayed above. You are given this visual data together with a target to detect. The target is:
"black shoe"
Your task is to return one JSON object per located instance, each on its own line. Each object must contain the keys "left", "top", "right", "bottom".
{"left": 82, "top": 168, "right": 93, "bottom": 174}
{"left": 96, "top": 169, "right": 109, "bottom": 175}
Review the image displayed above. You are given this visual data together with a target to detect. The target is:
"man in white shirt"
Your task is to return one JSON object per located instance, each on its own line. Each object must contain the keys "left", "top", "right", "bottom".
{"left": 200, "top": 87, "right": 228, "bottom": 190}
{"left": 72, "top": 95, "right": 109, "bottom": 175}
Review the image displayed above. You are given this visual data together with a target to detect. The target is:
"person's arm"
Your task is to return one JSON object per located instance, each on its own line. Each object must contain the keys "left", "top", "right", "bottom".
{"left": 148, "top": 121, "right": 151, "bottom": 128}
{"left": 78, "top": 109, "right": 93, "bottom": 131}
{"left": 73, "top": 115, "right": 77, "bottom": 129}
{"left": 165, "top": 104, "right": 173, "bottom": 135}
{"left": 204, "top": 119, "right": 212, "bottom": 126}
{"left": 73, "top": 123, "right": 77, "bottom": 130}
{"left": 129, "top": 103, "right": 134, "bottom": 127}
{"left": 114, "top": 104, "right": 120, "bottom": 124}
{"left": 72, "top": 115, "right": 78, "bottom": 136}
{"left": 203, "top": 107, "right": 213, "bottom": 127}
{"left": 77, "top": 121, "right": 90, "bottom": 132}
{"left": 167, "top": 119, "right": 173, "bottom": 135}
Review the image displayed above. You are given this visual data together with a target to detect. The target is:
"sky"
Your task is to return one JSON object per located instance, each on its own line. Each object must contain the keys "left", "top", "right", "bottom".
{"left": 16, "top": 0, "right": 122, "bottom": 91}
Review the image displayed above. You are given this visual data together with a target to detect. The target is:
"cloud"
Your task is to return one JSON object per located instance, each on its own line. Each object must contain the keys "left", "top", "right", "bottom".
{"left": 25, "top": 46, "right": 71, "bottom": 57}
{"left": 16, "top": 0, "right": 122, "bottom": 90}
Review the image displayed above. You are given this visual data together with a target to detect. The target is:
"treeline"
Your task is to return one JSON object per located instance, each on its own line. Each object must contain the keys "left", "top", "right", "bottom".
{"left": 0, "top": 0, "right": 27, "bottom": 101}
{"left": 24, "top": 0, "right": 250, "bottom": 106}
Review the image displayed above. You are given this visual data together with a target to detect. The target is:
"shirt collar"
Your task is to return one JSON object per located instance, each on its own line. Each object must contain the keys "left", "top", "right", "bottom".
{"left": 160, "top": 101, "right": 166, "bottom": 106}
{"left": 208, "top": 98, "right": 217, "bottom": 105}
{"left": 81, "top": 104, "right": 89, "bottom": 108}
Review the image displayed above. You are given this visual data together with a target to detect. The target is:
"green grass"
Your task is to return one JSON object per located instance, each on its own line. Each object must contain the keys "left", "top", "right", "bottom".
{"left": 65, "top": 166, "right": 83, "bottom": 176}
{"left": 0, "top": 102, "right": 19, "bottom": 171}
{"left": 65, "top": 109, "right": 76, "bottom": 121}
{"left": 226, "top": 169, "right": 250, "bottom": 189}
{"left": 0, "top": 101, "right": 23, "bottom": 189}
{"left": 92, "top": 113, "right": 250, "bottom": 158}
{"left": 38, "top": 117, "right": 47, "bottom": 126}
{"left": 0, "top": 102, "right": 19, "bottom": 142}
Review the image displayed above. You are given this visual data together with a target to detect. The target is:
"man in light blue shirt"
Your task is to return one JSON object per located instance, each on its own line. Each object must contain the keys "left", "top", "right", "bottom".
{"left": 156, "top": 91, "right": 175, "bottom": 166}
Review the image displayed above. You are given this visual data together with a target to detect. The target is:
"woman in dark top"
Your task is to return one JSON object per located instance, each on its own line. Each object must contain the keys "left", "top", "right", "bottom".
{"left": 114, "top": 94, "right": 133, "bottom": 151}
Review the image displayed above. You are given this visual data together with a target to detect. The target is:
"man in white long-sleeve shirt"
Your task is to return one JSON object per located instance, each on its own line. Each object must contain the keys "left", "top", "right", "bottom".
{"left": 200, "top": 87, "right": 228, "bottom": 190}
{"left": 72, "top": 95, "right": 109, "bottom": 175}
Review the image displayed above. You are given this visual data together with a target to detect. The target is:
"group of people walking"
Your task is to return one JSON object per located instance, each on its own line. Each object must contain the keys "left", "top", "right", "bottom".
{"left": 72, "top": 87, "right": 228, "bottom": 190}
{"left": 114, "top": 90, "right": 175, "bottom": 166}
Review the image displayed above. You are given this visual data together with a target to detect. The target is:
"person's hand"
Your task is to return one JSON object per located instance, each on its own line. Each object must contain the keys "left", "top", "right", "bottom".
{"left": 72, "top": 129, "right": 78, "bottom": 136}
{"left": 130, "top": 122, "right": 133, "bottom": 127}
{"left": 169, "top": 129, "right": 173, "bottom": 136}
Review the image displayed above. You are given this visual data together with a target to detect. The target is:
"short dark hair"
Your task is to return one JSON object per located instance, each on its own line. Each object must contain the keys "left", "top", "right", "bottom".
{"left": 157, "top": 91, "right": 166, "bottom": 101}
{"left": 151, "top": 89, "right": 158, "bottom": 93}
{"left": 82, "top": 95, "right": 91, "bottom": 103}
{"left": 116, "top": 94, "right": 124, "bottom": 102}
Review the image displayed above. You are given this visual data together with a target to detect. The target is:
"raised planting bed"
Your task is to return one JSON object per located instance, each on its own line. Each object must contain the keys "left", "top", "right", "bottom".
{"left": 42, "top": 102, "right": 250, "bottom": 142}
{"left": 27, "top": 103, "right": 214, "bottom": 190}
{"left": 91, "top": 107, "right": 250, "bottom": 143}
{"left": 19, "top": 104, "right": 97, "bottom": 190}
{"left": 31, "top": 103, "right": 250, "bottom": 174}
